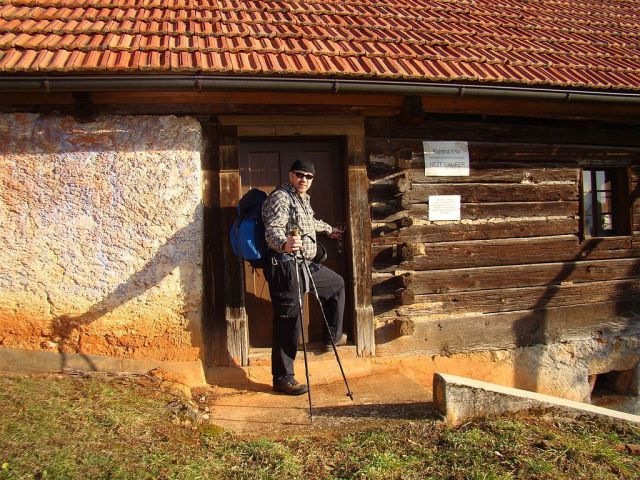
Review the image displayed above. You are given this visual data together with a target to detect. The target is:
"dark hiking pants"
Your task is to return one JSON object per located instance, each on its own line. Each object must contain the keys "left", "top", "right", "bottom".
{"left": 266, "top": 256, "right": 345, "bottom": 386}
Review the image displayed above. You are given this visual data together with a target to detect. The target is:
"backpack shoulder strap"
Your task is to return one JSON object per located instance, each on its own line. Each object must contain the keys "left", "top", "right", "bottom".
{"left": 269, "top": 186, "right": 296, "bottom": 215}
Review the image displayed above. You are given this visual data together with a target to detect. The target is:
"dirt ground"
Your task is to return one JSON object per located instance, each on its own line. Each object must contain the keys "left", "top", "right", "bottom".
{"left": 204, "top": 371, "right": 435, "bottom": 437}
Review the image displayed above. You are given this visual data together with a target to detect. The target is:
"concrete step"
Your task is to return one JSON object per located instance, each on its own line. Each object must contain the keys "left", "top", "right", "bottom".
{"left": 208, "top": 345, "right": 374, "bottom": 390}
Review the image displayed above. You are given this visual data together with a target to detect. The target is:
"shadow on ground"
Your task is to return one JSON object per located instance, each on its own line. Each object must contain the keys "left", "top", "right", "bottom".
{"left": 311, "top": 401, "right": 434, "bottom": 420}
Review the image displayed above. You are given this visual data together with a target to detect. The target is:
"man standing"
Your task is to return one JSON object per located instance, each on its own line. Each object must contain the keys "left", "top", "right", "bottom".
{"left": 262, "top": 159, "right": 346, "bottom": 396}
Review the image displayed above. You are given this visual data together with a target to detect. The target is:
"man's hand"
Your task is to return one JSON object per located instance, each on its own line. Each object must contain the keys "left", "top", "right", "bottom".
{"left": 329, "top": 226, "right": 344, "bottom": 240}
{"left": 283, "top": 234, "right": 303, "bottom": 253}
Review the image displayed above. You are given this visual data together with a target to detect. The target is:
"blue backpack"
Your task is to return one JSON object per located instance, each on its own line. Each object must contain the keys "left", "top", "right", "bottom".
{"left": 230, "top": 188, "right": 270, "bottom": 268}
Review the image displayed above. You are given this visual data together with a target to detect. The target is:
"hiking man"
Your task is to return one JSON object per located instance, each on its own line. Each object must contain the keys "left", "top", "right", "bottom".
{"left": 262, "top": 159, "right": 346, "bottom": 396}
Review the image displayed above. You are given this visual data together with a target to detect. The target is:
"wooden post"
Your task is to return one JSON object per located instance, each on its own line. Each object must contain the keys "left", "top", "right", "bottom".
{"left": 215, "top": 125, "right": 249, "bottom": 366}
{"left": 201, "top": 120, "right": 224, "bottom": 367}
{"left": 347, "top": 132, "right": 376, "bottom": 356}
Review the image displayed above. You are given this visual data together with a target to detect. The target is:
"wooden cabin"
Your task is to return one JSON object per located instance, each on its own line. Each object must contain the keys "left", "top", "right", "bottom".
{"left": 0, "top": 0, "right": 638, "bottom": 403}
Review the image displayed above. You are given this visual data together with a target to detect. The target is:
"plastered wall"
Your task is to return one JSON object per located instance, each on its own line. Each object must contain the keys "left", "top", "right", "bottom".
{"left": 0, "top": 113, "right": 203, "bottom": 361}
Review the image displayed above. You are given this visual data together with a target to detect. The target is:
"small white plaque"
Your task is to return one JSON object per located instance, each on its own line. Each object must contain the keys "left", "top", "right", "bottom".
{"left": 423, "top": 141, "right": 470, "bottom": 176}
{"left": 429, "top": 195, "right": 461, "bottom": 221}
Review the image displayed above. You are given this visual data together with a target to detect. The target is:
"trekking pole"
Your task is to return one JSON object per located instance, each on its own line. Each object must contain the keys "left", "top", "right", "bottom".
{"left": 300, "top": 257, "right": 354, "bottom": 401}
{"left": 291, "top": 229, "right": 313, "bottom": 422}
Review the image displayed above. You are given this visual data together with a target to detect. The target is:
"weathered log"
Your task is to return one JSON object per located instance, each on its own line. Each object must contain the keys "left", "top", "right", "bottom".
{"left": 217, "top": 125, "right": 249, "bottom": 367}
{"left": 371, "top": 201, "right": 578, "bottom": 223}
{"left": 369, "top": 183, "right": 398, "bottom": 199}
{"left": 402, "top": 258, "right": 640, "bottom": 295}
{"left": 399, "top": 235, "right": 634, "bottom": 270}
{"left": 374, "top": 301, "right": 640, "bottom": 357}
{"left": 366, "top": 117, "right": 640, "bottom": 147}
{"left": 410, "top": 166, "right": 579, "bottom": 184}
{"left": 405, "top": 279, "right": 640, "bottom": 315}
{"left": 394, "top": 317, "right": 416, "bottom": 336}
{"left": 371, "top": 274, "right": 404, "bottom": 296}
{"left": 395, "top": 173, "right": 412, "bottom": 192}
{"left": 401, "top": 183, "right": 578, "bottom": 207}
{"left": 372, "top": 218, "right": 578, "bottom": 245}
{"left": 461, "top": 201, "right": 578, "bottom": 220}
{"left": 371, "top": 293, "right": 398, "bottom": 316}
{"left": 368, "top": 140, "right": 639, "bottom": 169}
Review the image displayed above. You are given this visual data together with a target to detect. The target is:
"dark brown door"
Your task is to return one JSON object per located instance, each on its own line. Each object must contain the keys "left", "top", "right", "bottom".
{"left": 239, "top": 139, "right": 349, "bottom": 348}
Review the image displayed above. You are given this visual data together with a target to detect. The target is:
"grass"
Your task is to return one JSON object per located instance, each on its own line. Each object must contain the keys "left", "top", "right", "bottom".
{"left": 1, "top": 374, "right": 639, "bottom": 479}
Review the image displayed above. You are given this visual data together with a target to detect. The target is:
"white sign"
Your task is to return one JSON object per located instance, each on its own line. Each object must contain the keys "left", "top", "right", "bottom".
{"left": 423, "top": 141, "right": 470, "bottom": 176}
{"left": 429, "top": 195, "right": 461, "bottom": 221}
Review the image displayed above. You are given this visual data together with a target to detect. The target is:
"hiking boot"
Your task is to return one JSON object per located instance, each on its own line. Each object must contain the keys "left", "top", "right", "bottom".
{"left": 323, "top": 333, "right": 347, "bottom": 353}
{"left": 273, "top": 379, "right": 309, "bottom": 396}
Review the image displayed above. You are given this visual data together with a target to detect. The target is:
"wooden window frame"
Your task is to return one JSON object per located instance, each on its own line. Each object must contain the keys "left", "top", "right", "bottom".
{"left": 581, "top": 167, "right": 631, "bottom": 239}
{"left": 212, "top": 115, "right": 375, "bottom": 366}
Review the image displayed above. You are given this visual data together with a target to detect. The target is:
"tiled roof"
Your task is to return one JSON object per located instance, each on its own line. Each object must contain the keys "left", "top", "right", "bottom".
{"left": 0, "top": 0, "right": 639, "bottom": 91}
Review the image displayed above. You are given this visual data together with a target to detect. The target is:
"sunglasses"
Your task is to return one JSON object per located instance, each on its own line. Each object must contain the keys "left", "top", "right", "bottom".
{"left": 293, "top": 171, "right": 314, "bottom": 180}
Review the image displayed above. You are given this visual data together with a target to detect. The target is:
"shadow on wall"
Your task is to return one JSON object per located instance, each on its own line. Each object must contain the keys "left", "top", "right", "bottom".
{"left": 513, "top": 177, "right": 640, "bottom": 394}
{"left": 511, "top": 238, "right": 602, "bottom": 392}
{"left": 49, "top": 209, "right": 203, "bottom": 371}
{"left": 0, "top": 113, "right": 205, "bottom": 371}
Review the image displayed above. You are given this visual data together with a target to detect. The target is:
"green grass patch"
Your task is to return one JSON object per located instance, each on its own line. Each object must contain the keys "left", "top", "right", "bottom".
{"left": 1, "top": 375, "right": 639, "bottom": 479}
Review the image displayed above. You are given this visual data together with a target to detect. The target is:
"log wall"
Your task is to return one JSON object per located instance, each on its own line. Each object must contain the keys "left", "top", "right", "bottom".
{"left": 367, "top": 116, "right": 640, "bottom": 356}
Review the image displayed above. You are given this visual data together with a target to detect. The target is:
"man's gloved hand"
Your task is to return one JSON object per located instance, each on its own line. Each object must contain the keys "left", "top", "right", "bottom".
{"left": 329, "top": 226, "right": 344, "bottom": 240}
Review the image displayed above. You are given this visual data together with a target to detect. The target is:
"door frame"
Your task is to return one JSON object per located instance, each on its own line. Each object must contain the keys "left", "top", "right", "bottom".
{"left": 211, "top": 115, "right": 374, "bottom": 366}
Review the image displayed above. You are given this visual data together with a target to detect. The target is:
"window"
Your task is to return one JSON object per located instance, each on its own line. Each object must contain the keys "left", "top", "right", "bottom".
{"left": 581, "top": 167, "right": 630, "bottom": 237}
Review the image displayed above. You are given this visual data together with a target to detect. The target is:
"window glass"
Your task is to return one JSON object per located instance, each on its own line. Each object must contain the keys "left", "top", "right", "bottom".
{"left": 582, "top": 170, "right": 593, "bottom": 235}
{"left": 595, "top": 170, "right": 610, "bottom": 191}
{"left": 582, "top": 167, "right": 628, "bottom": 237}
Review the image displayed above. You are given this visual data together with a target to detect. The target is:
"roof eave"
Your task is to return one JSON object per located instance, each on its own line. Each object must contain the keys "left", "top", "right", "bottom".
{"left": 1, "top": 74, "right": 639, "bottom": 105}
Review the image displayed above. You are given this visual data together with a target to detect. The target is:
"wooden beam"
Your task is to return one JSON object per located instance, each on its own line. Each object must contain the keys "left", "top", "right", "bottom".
{"left": 401, "top": 258, "right": 640, "bottom": 294}
{"left": 371, "top": 201, "right": 578, "bottom": 223}
{"left": 401, "top": 183, "right": 578, "bottom": 206}
{"left": 401, "top": 279, "right": 640, "bottom": 315}
{"left": 201, "top": 120, "right": 225, "bottom": 367}
{"left": 375, "top": 302, "right": 640, "bottom": 356}
{"left": 347, "top": 132, "right": 376, "bottom": 356}
{"left": 4, "top": 91, "right": 638, "bottom": 124}
{"left": 217, "top": 125, "right": 249, "bottom": 366}
{"left": 390, "top": 235, "right": 635, "bottom": 271}
{"left": 348, "top": 165, "right": 375, "bottom": 356}
{"left": 372, "top": 218, "right": 578, "bottom": 245}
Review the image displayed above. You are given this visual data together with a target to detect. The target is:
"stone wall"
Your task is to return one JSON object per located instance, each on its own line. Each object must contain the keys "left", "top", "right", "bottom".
{"left": 0, "top": 113, "right": 203, "bottom": 361}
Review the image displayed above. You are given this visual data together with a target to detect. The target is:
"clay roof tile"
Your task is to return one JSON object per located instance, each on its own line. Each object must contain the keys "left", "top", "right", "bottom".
{"left": 0, "top": 0, "right": 638, "bottom": 90}
{"left": 0, "top": 49, "right": 22, "bottom": 70}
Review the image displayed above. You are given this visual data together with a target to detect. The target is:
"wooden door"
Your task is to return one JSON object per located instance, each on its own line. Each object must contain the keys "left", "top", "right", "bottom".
{"left": 239, "top": 139, "right": 349, "bottom": 347}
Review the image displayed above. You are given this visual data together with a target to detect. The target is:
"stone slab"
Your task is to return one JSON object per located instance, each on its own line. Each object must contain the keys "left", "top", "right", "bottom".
{"left": 0, "top": 347, "right": 206, "bottom": 387}
{"left": 433, "top": 372, "right": 640, "bottom": 427}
